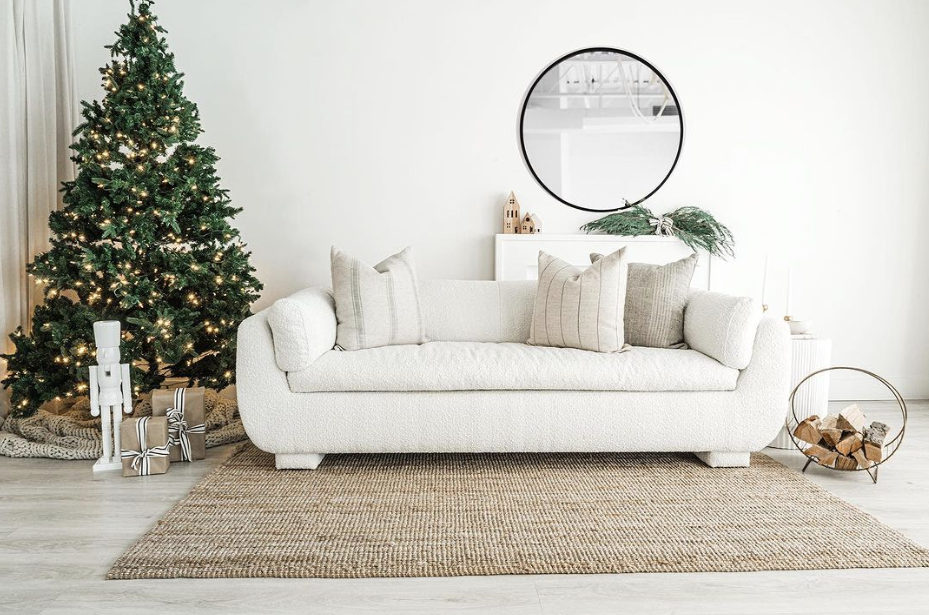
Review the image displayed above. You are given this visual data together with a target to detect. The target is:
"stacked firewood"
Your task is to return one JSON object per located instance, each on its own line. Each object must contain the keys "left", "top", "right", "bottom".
{"left": 793, "top": 403, "right": 889, "bottom": 470}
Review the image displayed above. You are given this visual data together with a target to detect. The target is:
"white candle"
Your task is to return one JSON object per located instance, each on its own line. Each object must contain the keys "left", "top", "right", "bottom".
{"left": 785, "top": 267, "right": 792, "bottom": 317}
{"left": 760, "top": 253, "right": 769, "bottom": 307}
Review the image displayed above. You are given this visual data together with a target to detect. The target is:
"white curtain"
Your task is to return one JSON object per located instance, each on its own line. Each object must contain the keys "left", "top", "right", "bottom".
{"left": 0, "top": 0, "right": 76, "bottom": 418}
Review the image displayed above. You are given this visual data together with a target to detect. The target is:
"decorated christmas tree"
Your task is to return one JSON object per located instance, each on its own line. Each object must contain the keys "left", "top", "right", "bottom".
{"left": 2, "top": 0, "right": 262, "bottom": 418}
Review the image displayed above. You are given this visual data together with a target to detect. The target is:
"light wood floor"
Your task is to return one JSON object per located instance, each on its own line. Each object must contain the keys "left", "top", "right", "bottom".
{"left": 1, "top": 401, "right": 927, "bottom": 615}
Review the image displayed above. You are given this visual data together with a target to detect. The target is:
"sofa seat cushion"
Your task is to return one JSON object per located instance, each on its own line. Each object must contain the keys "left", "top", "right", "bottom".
{"left": 287, "top": 342, "right": 739, "bottom": 393}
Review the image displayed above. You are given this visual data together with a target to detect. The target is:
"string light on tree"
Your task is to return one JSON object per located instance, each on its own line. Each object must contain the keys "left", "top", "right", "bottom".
{"left": 0, "top": 0, "right": 262, "bottom": 418}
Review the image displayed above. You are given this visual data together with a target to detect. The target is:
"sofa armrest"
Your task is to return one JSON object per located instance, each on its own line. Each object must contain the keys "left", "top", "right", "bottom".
{"left": 734, "top": 316, "right": 792, "bottom": 446}
{"left": 267, "top": 287, "right": 337, "bottom": 372}
{"left": 683, "top": 290, "right": 760, "bottom": 369}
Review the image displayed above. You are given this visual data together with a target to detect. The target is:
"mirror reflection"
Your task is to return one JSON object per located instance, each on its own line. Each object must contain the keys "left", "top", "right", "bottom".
{"left": 520, "top": 48, "right": 683, "bottom": 212}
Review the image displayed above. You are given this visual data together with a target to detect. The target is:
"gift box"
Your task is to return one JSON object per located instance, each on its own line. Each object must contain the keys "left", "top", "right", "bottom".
{"left": 121, "top": 416, "right": 171, "bottom": 477}
{"left": 151, "top": 387, "right": 206, "bottom": 462}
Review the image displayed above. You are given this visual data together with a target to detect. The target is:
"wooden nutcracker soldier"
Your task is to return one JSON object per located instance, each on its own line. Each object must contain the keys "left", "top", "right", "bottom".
{"left": 89, "top": 320, "right": 133, "bottom": 472}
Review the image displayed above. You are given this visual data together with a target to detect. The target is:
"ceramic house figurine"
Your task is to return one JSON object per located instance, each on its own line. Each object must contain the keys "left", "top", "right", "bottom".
{"left": 503, "top": 192, "right": 521, "bottom": 234}
{"left": 521, "top": 213, "right": 541, "bottom": 234}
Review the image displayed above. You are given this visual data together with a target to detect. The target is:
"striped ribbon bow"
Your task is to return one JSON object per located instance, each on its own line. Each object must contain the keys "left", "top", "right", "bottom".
{"left": 165, "top": 388, "right": 205, "bottom": 462}
{"left": 120, "top": 416, "right": 171, "bottom": 475}
{"left": 649, "top": 215, "right": 675, "bottom": 237}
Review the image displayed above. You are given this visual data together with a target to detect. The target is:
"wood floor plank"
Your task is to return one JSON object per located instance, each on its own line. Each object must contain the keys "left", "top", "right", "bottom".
{"left": 534, "top": 568, "right": 929, "bottom": 615}
{"left": 42, "top": 577, "right": 544, "bottom": 615}
{"left": 0, "top": 402, "right": 924, "bottom": 614}
{"left": 0, "top": 581, "right": 71, "bottom": 615}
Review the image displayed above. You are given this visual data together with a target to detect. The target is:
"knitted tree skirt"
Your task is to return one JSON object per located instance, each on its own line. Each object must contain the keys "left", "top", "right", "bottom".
{"left": 0, "top": 389, "right": 247, "bottom": 460}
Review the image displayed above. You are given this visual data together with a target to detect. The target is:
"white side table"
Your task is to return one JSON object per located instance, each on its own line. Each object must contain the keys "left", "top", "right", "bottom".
{"left": 768, "top": 335, "right": 833, "bottom": 449}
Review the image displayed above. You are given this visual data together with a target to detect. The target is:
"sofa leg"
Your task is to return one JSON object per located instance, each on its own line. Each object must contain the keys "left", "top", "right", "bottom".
{"left": 275, "top": 453, "right": 325, "bottom": 470}
{"left": 694, "top": 451, "right": 750, "bottom": 468}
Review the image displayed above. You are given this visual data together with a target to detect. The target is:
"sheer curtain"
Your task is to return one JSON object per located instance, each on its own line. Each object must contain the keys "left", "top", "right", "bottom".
{"left": 0, "top": 0, "right": 76, "bottom": 418}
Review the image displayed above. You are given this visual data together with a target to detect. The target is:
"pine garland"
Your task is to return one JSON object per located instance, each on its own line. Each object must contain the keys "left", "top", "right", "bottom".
{"left": 580, "top": 204, "right": 735, "bottom": 258}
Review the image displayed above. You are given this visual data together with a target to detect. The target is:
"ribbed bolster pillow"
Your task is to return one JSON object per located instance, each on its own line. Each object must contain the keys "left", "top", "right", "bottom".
{"left": 683, "top": 290, "right": 760, "bottom": 369}
{"left": 267, "top": 288, "right": 338, "bottom": 372}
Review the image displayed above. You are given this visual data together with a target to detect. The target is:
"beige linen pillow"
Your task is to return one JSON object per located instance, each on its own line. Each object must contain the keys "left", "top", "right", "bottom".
{"left": 591, "top": 252, "right": 698, "bottom": 349}
{"left": 528, "top": 248, "right": 630, "bottom": 353}
{"left": 330, "top": 246, "right": 426, "bottom": 350}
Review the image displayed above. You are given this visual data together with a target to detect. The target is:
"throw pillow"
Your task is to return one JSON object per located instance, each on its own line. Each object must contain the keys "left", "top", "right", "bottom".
{"left": 528, "top": 248, "right": 630, "bottom": 353}
{"left": 684, "top": 290, "right": 760, "bottom": 369}
{"left": 330, "top": 246, "right": 426, "bottom": 350}
{"left": 591, "top": 252, "right": 698, "bottom": 349}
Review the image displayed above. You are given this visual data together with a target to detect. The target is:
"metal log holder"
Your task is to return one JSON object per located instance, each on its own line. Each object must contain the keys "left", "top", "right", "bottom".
{"left": 786, "top": 366, "right": 907, "bottom": 484}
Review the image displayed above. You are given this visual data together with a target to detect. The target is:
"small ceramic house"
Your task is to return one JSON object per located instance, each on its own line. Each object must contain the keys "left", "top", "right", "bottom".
{"left": 521, "top": 213, "right": 541, "bottom": 234}
{"left": 503, "top": 192, "right": 521, "bottom": 234}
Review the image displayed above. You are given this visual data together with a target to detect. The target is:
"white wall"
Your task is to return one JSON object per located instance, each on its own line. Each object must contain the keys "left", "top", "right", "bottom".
{"left": 71, "top": 0, "right": 929, "bottom": 399}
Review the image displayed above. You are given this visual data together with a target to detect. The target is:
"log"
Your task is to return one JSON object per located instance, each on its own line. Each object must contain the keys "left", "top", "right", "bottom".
{"left": 836, "top": 403, "right": 867, "bottom": 432}
{"left": 820, "top": 428, "right": 843, "bottom": 448}
{"left": 835, "top": 454, "right": 858, "bottom": 471}
{"left": 835, "top": 432, "right": 863, "bottom": 456}
{"left": 863, "top": 421, "right": 889, "bottom": 462}
{"left": 863, "top": 421, "right": 889, "bottom": 446}
{"left": 820, "top": 415, "right": 839, "bottom": 431}
{"left": 805, "top": 444, "right": 838, "bottom": 467}
{"left": 793, "top": 416, "right": 822, "bottom": 445}
{"left": 852, "top": 448, "right": 873, "bottom": 469}
{"left": 864, "top": 442, "right": 883, "bottom": 463}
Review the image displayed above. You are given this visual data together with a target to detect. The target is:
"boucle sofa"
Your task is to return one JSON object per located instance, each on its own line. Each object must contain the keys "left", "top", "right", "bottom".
{"left": 237, "top": 280, "right": 790, "bottom": 470}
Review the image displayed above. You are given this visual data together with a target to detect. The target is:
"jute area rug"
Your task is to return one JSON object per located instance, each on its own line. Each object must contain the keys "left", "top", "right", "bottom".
{"left": 108, "top": 445, "right": 929, "bottom": 579}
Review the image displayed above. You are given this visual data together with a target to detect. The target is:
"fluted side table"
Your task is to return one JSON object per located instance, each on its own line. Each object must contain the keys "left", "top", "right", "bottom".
{"left": 768, "top": 335, "right": 833, "bottom": 449}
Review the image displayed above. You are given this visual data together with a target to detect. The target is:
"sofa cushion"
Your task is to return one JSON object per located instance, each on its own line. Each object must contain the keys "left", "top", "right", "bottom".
{"left": 267, "top": 288, "right": 338, "bottom": 372}
{"left": 287, "top": 341, "right": 739, "bottom": 393}
{"left": 420, "top": 280, "right": 535, "bottom": 343}
{"left": 684, "top": 290, "right": 760, "bottom": 369}
{"left": 528, "top": 249, "right": 630, "bottom": 353}
{"left": 592, "top": 252, "right": 698, "bottom": 349}
{"left": 330, "top": 245, "right": 426, "bottom": 351}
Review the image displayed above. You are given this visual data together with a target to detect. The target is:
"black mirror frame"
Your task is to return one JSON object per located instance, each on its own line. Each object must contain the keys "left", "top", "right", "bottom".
{"left": 518, "top": 47, "right": 684, "bottom": 213}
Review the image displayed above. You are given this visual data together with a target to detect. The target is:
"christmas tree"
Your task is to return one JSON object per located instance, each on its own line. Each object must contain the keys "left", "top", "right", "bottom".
{"left": 2, "top": 0, "right": 262, "bottom": 417}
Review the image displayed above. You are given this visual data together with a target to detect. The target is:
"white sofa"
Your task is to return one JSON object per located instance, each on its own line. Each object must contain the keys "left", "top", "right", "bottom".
{"left": 237, "top": 280, "right": 791, "bottom": 470}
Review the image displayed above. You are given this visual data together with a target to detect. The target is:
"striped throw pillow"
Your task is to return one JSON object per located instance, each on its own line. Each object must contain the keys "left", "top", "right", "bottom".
{"left": 591, "top": 252, "right": 698, "bottom": 349}
{"left": 527, "top": 248, "right": 630, "bottom": 353}
{"left": 330, "top": 246, "right": 426, "bottom": 351}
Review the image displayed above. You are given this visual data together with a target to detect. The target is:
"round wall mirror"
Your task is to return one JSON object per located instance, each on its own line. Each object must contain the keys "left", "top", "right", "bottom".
{"left": 519, "top": 48, "right": 683, "bottom": 212}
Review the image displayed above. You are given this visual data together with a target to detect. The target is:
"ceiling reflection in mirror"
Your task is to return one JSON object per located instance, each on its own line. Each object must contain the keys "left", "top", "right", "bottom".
{"left": 520, "top": 49, "right": 683, "bottom": 212}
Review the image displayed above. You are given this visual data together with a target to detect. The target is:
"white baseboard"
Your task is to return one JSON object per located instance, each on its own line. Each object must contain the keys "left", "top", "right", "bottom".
{"left": 828, "top": 374, "right": 929, "bottom": 401}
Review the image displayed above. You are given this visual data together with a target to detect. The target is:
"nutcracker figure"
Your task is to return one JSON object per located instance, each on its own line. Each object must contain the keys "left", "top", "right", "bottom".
{"left": 89, "top": 321, "right": 133, "bottom": 472}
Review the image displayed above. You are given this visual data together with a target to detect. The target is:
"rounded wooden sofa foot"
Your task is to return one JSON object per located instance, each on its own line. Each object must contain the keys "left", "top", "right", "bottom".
{"left": 694, "top": 451, "right": 750, "bottom": 468}
{"left": 275, "top": 453, "right": 325, "bottom": 470}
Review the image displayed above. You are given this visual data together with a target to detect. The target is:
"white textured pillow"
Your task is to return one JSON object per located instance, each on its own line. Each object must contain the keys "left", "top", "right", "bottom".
{"left": 528, "top": 248, "right": 630, "bottom": 353}
{"left": 684, "top": 290, "right": 760, "bottom": 369}
{"left": 267, "top": 288, "right": 337, "bottom": 372}
{"left": 330, "top": 246, "right": 426, "bottom": 351}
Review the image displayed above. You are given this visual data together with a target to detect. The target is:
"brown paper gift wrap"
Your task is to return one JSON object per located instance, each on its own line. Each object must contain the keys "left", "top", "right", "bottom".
{"left": 120, "top": 416, "right": 171, "bottom": 477}
{"left": 151, "top": 387, "right": 206, "bottom": 462}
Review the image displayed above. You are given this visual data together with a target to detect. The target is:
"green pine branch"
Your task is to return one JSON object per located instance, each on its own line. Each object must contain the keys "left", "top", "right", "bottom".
{"left": 580, "top": 204, "right": 735, "bottom": 259}
{"left": 579, "top": 204, "right": 655, "bottom": 237}
{"left": 665, "top": 206, "right": 735, "bottom": 259}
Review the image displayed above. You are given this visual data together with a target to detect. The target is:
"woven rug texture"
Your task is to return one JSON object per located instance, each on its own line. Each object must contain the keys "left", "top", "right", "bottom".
{"left": 108, "top": 445, "right": 929, "bottom": 579}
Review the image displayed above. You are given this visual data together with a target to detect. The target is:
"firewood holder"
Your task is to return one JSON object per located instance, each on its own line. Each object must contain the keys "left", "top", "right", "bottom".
{"left": 786, "top": 366, "right": 907, "bottom": 484}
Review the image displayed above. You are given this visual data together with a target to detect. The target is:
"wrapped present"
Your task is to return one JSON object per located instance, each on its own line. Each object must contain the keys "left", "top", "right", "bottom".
{"left": 151, "top": 387, "right": 206, "bottom": 462}
{"left": 121, "top": 416, "right": 171, "bottom": 477}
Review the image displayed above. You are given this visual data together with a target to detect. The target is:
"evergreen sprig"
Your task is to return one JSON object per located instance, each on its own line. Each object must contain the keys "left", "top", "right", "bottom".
{"left": 579, "top": 203, "right": 655, "bottom": 237}
{"left": 2, "top": 0, "right": 262, "bottom": 417}
{"left": 580, "top": 205, "right": 735, "bottom": 258}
